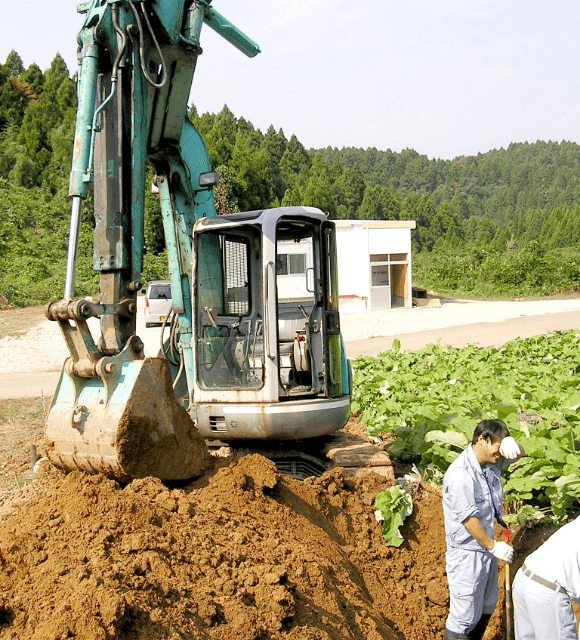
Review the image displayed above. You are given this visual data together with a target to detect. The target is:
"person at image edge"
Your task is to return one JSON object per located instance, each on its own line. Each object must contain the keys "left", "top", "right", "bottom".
{"left": 512, "top": 515, "right": 580, "bottom": 640}
{"left": 442, "top": 419, "right": 525, "bottom": 640}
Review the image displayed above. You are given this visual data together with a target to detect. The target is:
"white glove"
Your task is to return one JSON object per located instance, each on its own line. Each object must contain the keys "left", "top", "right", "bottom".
{"left": 491, "top": 541, "right": 514, "bottom": 563}
{"left": 499, "top": 436, "right": 520, "bottom": 460}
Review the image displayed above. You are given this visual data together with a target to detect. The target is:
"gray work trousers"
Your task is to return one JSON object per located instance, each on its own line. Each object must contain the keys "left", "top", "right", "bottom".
{"left": 445, "top": 546, "right": 498, "bottom": 634}
{"left": 513, "top": 568, "right": 578, "bottom": 640}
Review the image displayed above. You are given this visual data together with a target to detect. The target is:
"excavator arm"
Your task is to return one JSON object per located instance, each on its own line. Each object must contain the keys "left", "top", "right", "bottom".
{"left": 45, "top": 0, "right": 260, "bottom": 481}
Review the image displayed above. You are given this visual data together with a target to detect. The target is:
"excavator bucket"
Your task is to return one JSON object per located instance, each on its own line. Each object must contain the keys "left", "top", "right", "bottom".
{"left": 45, "top": 357, "right": 210, "bottom": 482}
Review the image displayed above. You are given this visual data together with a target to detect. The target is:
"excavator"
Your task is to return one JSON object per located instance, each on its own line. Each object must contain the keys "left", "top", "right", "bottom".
{"left": 44, "top": 0, "right": 352, "bottom": 482}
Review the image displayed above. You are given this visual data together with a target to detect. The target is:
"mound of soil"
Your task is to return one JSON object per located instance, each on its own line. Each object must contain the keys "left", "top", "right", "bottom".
{"left": 0, "top": 454, "right": 450, "bottom": 640}
{"left": 1, "top": 451, "right": 575, "bottom": 640}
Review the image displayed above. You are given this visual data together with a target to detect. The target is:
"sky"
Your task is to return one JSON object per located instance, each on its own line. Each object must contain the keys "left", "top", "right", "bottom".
{"left": 1, "top": 0, "right": 580, "bottom": 160}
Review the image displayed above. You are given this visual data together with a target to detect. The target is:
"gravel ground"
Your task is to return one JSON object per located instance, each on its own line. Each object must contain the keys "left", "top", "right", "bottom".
{"left": 339, "top": 298, "right": 580, "bottom": 342}
{"left": 3, "top": 297, "right": 580, "bottom": 374}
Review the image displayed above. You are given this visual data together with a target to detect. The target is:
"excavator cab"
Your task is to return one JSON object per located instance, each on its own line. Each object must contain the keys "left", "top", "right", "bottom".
{"left": 190, "top": 207, "right": 351, "bottom": 440}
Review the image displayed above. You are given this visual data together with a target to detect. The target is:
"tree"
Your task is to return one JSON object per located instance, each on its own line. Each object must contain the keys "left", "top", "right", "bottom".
{"left": 279, "top": 134, "right": 310, "bottom": 189}
{"left": 18, "top": 54, "right": 75, "bottom": 187}
{"left": 261, "top": 125, "right": 287, "bottom": 201}
{"left": 2, "top": 51, "right": 24, "bottom": 77}
{"left": 203, "top": 105, "right": 237, "bottom": 168}
{"left": 229, "top": 132, "right": 272, "bottom": 211}
{"left": 144, "top": 168, "right": 165, "bottom": 253}
{"left": 332, "top": 164, "right": 366, "bottom": 216}
{"left": 357, "top": 184, "right": 400, "bottom": 220}
{"left": 302, "top": 175, "right": 335, "bottom": 216}
{"left": 213, "top": 165, "right": 241, "bottom": 215}
{"left": 280, "top": 186, "right": 303, "bottom": 207}
{"left": 20, "top": 63, "right": 44, "bottom": 97}
{"left": 0, "top": 51, "right": 27, "bottom": 129}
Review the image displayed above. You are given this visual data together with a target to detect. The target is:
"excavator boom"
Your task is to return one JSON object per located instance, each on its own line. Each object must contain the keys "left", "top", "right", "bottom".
{"left": 46, "top": 0, "right": 260, "bottom": 480}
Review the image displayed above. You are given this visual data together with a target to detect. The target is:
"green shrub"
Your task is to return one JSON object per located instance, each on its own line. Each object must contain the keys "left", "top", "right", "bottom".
{"left": 413, "top": 246, "right": 580, "bottom": 298}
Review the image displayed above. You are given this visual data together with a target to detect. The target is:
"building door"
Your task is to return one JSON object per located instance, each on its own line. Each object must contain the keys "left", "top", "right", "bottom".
{"left": 370, "top": 259, "right": 391, "bottom": 309}
{"left": 389, "top": 253, "right": 409, "bottom": 307}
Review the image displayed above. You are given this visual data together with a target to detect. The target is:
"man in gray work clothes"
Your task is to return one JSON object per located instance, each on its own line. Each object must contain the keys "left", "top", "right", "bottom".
{"left": 442, "top": 419, "right": 525, "bottom": 640}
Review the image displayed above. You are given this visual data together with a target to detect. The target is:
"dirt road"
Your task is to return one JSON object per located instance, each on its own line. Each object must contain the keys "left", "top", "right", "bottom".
{"left": 1, "top": 299, "right": 579, "bottom": 399}
{"left": 345, "top": 308, "right": 580, "bottom": 358}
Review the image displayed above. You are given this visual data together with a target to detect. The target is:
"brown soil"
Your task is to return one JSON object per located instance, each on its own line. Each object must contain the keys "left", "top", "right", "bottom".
{"left": 0, "top": 407, "right": 578, "bottom": 640}
{"left": 0, "top": 457, "right": 442, "bottom": 640}
{"left": 0, "top": 306, "right": 46, "bottom": 339}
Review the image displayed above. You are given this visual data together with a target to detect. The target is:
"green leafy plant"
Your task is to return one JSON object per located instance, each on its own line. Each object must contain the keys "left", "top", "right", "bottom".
{"left": 504, "top": 504, "right": 554, "bottom": 528}
{"left": 373, "top": 484, "right": 413, "bottom": 547}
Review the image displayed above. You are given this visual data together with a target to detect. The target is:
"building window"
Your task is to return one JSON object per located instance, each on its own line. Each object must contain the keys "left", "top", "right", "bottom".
{"left": 276, "top": 253, "right": 306, "bottom": 276}
{"left": 371, "top": 265, "right": 390, "bottom": 287}
{"left": 370, "top": 253, "right": 408, "bottom": 263}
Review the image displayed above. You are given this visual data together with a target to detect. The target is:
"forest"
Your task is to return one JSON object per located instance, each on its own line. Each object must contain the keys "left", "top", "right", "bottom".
{"left": 1, "top": 50, "right": 580, "bottom": 307}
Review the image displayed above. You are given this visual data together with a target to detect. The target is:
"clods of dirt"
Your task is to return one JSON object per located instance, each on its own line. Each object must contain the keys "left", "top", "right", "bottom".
{"left": 3, "top": 448, "right": 575, "bottom": 640}
{"left": 0, "top": 454, "right": 451, "bottom": 640}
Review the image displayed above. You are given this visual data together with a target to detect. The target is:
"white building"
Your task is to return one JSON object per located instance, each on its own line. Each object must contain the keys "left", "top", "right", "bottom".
{"left": 276, "top": 238, "right": 313, "bottom": 302}
{"left": 275, "top": 220, "right": 416, "bottom": 311}
{"left": 335, "top": 220, "right": 416, "bottom": 311}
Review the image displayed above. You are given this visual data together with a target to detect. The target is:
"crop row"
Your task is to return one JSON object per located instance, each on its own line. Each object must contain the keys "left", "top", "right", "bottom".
{"left": 351, "top": 331, "right": 580, "bottom": 523}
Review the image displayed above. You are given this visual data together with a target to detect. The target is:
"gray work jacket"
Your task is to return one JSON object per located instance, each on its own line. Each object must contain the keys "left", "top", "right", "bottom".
{"left": 442, "top": 444, "right": 509, "bottom": 552}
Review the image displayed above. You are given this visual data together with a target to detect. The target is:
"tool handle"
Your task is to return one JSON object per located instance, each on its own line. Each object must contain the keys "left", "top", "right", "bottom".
{"left": 502, "top": 529, "right": 513, "bottom": 640}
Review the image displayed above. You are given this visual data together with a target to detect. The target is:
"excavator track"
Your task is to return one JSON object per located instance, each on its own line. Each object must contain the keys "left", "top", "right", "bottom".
{"left": 208, "top": 431, "right": 394, "bottom": 483}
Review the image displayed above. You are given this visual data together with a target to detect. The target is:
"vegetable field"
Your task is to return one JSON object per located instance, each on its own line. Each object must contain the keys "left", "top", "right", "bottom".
{"left": 352, "top": 330, "right": 580, "bottom": 523}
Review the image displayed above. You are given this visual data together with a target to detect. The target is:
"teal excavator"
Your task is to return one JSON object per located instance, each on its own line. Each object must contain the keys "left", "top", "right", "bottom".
{"left": 45, "top": 0, "right": 351, "bottom": 481}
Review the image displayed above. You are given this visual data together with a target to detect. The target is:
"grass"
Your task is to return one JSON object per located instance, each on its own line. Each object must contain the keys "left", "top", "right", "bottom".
{"left": 2, "top": 471, "right": 34, "bottom": 489}
{"left": 0, "top": 402, "right": 46, "bottom": 423}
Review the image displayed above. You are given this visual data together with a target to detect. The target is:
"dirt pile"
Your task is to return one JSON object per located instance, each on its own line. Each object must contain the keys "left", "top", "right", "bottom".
{"left": 0, "top": 454, "right": 453, "bottom": 640}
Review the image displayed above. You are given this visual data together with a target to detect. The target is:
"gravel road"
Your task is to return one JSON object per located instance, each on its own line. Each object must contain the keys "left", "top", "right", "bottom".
{"left": 2, "top": 297, "right": 580, "bottom": 374}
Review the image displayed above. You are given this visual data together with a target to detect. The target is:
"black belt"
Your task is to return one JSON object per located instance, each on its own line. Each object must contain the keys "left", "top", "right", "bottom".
{"left": 522, "top": 563, "right": 568, "bottom": 595}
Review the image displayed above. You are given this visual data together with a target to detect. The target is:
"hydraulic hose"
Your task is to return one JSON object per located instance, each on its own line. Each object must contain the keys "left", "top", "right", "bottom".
{"left": 172, "top": 352, "right": 185, "bottom": 390}
{"left": 160, "top": 311, "right": 180, "bottom": 366}
{"left": 85, "top": 5, "right": 127, "bottom": 183}
{"left": 128, "top": 0, "right": 167, "bottom": 89}
{"left": 111, "top": 5, "right": 127, "bottom": 76}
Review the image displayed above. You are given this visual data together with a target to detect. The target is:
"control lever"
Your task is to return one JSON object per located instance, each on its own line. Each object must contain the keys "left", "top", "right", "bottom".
{"left": 203, "top": 306, "right": 218, "bottom": 329}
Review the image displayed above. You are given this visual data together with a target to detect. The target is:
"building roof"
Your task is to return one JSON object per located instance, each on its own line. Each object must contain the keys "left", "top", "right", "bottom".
{"left": 334, "top": 220, "right": 416, "bottom": 229}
